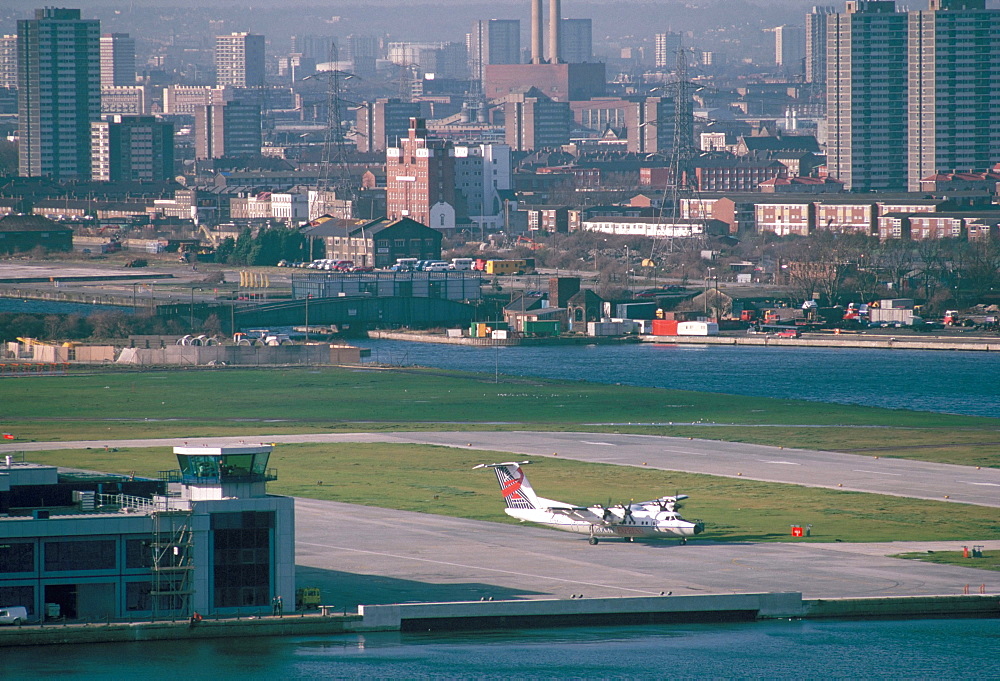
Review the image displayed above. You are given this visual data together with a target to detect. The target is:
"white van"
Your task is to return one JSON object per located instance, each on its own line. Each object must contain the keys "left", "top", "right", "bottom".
{"left": 450, "top": 258, "right": 474, "bottom": 271}
{"left": 0, "top": 606, "right": 27, "bottom": 625}
{"left": 424, "top": 261, "right": 450, "bottom": 272}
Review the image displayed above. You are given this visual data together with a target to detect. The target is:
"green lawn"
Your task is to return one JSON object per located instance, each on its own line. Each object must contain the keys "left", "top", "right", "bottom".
{"left": 2, "top": 367, "right": 998, "bottom": 467}
{"left": 894, "top": 551, "right": 1000, "bottom": 572}
{"left": 22, "top": 443, "right": 1000, "bottom": 544}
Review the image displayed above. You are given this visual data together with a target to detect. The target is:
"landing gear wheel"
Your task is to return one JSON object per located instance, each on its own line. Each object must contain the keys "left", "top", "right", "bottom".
{"left": 627, "top": 537, "right": 635, "bottom": 542}
{"left": 588, "top": 537, "right": 599, "bottom": 545}
{"left": 680, "top": 538, "right": 687, "bottom": 545}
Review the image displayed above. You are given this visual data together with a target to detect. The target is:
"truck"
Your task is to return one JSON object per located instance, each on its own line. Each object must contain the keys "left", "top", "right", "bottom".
{"left": 485, "top": 258, "right": 535, "bottom": 275}
{"left": 0, "top": 606, "right": 27, "bottom": 625}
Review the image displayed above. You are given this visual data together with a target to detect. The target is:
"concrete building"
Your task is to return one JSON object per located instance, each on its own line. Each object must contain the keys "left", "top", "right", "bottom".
{"left": 504, "top": 87, "right": 571, "bottom": 151}
{"left": 385, "top": 118, "right": 456, "bottom": 232}
{"left": 625, "top": 96, "right": 676, "bottom": 155}
{"left": 100, "top": 85, "right": 148, "bottom": 115}
{"left": 386, "top": 42, "right": 467, "bottom": 79}
{"left": 455, "top": 143, "right": 512, "bottom": 232}
{"left": 771, "top": 25, "right": 805, "bottom": 72}
{"left": 805, "top": 6, "right": 836, "bottom": 85}
{"left": 91, "top": 115, "right": 174, "bottom": 182}
{"left": 560, "top": 18, "right": 593, "bottom": 63}
{"left": 654, "top": 32, "right": 682, "bottom": 69}
{"left": 290, "top": 34, "right": 336, "bottom": 61}
{"left": 99, "top": 33, "right": 135, "bottom": 87}
{"left": 906, "top": 0, "right": 1000, "bottom": 191}
{"left": 17, "top": 8, "right": 101, "bottom": 180}
{"left": 355, "top": 98, "right": 421, "bottom": 153}
{"left": 0, "top": 445, "right": 294, "bottom": 621}
{"left": 162, "top": 85, "right": 233, "bottom": 115}
{"left": 469, "top": 19, "right": 521, "bottom": 83}
{"left": 0, "top": 35, "right": 17, "bottom": 89}
{"left": 826, "top": 1, "right": 908, "bottom": 192}
{"left": 215, "top": 32, "right": 265, "bottom": 88}
{"left": 194, "top": 100, "right": 262, "bottom": 160}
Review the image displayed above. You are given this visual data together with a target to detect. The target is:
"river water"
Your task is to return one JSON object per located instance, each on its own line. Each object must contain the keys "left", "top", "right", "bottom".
{"left": 7, "top": 618, "right": 999, "bottom": 679}
{"left": 362, "top": 339, "right": 1000, "bottom": 417}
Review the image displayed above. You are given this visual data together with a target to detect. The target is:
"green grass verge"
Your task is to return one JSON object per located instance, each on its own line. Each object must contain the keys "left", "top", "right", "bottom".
{"left": 894, "top": 551, "right": 1000, "bottom": 572}
{"left": 2, "top": 367, "right": 998, "bottom": 468}
{"left": 23, "top": 443, "right": 1000, "bottom": 544}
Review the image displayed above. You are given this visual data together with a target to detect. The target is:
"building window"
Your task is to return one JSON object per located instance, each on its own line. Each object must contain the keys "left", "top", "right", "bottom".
{"left": 44, "top": 540, "right": 116, "bottom": 572}
{"left": 125, "top": 581, "right": 151, "bottom": 611}
{"left": 0, "top": 586, "right": 34, "bottom": 615}
{"left": 125, "top": 539, "right": 152, "bottom": 569}
{"left": 0, "top": 542, "right": 34, "bottom": 573}
{"left": 211, "top": 511, "right": 273, "bottom": 608}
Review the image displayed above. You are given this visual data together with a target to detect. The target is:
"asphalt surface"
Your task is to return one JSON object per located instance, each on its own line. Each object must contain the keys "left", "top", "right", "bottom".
{"left": 294, "top": 497, "right": 1000, "bottom": 607}
{"left": 6, "top": 431, "right": 998, "bottom": 508}
{"left": 5, "top": 432, "right": 999, "bottom": 606}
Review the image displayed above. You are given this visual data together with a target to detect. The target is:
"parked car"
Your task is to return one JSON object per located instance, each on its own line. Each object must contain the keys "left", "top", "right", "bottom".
{"left": 349, "top": 265, "right": 374, "bottom": 272}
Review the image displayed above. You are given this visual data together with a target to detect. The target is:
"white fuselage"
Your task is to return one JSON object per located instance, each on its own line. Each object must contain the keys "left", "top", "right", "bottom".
{"left": 505, "top": 499, "right": 703, "bottom": 539}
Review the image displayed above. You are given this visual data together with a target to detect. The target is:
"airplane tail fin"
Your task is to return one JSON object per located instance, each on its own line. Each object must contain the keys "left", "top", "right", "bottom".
{"left": 474, "top": 461, "right": 539, "bottom": 510}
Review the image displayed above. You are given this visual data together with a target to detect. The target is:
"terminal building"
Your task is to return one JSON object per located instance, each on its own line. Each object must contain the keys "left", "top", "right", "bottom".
{"left": 0, "top": 445, "right": 294, "bottom": 621}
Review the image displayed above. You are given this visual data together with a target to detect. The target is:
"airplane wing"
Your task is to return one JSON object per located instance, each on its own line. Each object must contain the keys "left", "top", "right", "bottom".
{"left": 546, "top": 506, "right": 622, "bottom": 525}
{"left": 546, "top": 506, "right": 608, "bottom": 523}
{"left": 635, "top": 494, "right": 689, "bottom": 505}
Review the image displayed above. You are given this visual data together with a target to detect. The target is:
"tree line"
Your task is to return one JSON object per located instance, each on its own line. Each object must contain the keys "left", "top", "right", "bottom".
{"left": 214, "top": 225, "right": 307, "bottom": 266}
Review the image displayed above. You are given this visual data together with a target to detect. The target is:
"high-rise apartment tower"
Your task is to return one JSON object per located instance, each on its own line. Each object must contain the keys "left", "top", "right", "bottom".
{"left": 17, "top": 8, "right": 101, "bottom": 179}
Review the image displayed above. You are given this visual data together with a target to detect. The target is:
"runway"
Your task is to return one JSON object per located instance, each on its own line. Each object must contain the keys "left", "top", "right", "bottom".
{"left": 6, "top": 430, "right": 998, "bottom": 507}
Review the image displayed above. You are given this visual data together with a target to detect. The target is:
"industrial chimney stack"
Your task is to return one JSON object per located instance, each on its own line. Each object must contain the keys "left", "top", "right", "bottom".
{"left": 548, "top": 0, "right": 562, "bottom": 64}
{"left": 531, "top": 0, "right": 543, "bottom": 64}
{"left": 530, "top": 0, "right": 562, "bottom": 64}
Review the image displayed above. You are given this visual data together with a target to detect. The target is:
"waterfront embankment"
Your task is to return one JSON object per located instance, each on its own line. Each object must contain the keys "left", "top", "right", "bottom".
{"left": 3, "top": 593, "right": 996, "bottom": 646}
{"left": 0, "top": 611, "right": 361, "bottom": 647}
{"left": 372, "top": 330, "right": 1000, "bottom": 352}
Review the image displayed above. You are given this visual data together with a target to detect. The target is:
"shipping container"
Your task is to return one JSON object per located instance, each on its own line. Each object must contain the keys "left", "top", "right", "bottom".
{"left": 523, "top": 320, "right": 561, "bottom": 336}
{"left": 587, "top": 321, "right": 633, "bottom": 336}
{"left": 651, "top": 319, "right": 679, "bottom": 336}
{"left": 677, "top": 321, "right": 720, "bottom": 336}
{"left": 880, "top": 298, "right": 914, "bottom": 310}
{"left": 870, "top": 308, "right": 917, "bottom": 325}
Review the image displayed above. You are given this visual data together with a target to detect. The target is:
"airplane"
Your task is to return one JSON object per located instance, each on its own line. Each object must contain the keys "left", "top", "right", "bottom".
{"left": 475, "top": 460, "right": 705, "bottom": 545}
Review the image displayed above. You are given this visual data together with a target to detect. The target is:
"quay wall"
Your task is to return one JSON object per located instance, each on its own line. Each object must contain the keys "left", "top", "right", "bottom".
{"left": 2, "top": 595, "right": 995, "bottom": 646}
{"left": 0, "top": 613, "right": 362, "bottom": 647}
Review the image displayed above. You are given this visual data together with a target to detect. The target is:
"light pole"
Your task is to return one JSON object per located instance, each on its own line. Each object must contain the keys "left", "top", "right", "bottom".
{"left": 705, "top": 267, "right": 714, "bottom": 315}
{"left": 304, "top": 293, "right": 311, "bottom": 342}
